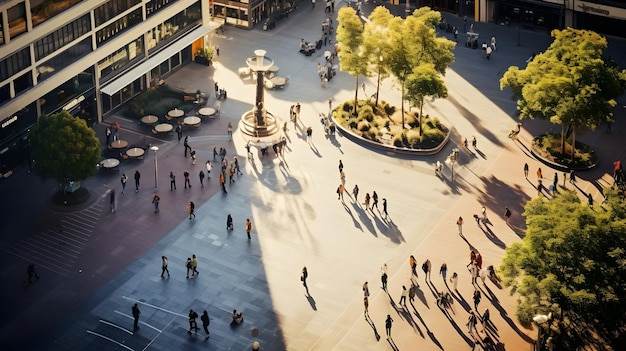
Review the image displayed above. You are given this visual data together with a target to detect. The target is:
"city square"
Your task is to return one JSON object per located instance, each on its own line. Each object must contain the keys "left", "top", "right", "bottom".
{"left": 0, "top": 1, "right": 625, "bottom": 351}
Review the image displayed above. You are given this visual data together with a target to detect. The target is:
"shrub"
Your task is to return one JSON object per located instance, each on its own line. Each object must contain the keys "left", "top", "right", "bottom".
{"left": 392, "top": 134, "right": 403, "bottom": 147}
{"left": 357, "top": 120, "right": 370, "bottom": 132}
{"left": 406, "top": 129, "right": 422, "bottom": 147}
{"left": 359, "top": 105, "right": 374, "bottom": 122}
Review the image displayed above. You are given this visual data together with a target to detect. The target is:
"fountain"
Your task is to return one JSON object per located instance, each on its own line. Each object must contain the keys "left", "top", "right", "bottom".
{"left": 239, "top": 50, "right": 280, "bottom": 138}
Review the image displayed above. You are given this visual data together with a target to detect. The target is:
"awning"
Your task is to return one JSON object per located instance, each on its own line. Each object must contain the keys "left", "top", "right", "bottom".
{"left": 101, "top": 26, "right": 211, "bottom": 96}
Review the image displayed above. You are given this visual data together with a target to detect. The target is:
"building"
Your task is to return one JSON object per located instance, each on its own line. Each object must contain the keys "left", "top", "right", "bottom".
{"left": 0, "top": 0, "right": 216, "bottom": 177}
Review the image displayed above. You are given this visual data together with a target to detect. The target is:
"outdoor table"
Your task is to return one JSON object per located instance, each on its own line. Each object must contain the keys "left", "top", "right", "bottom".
{"left": 184, "top": 116, "right": 201, "bottom": 127}
{"left": 141, "top": 115, "right": 158, "bottom": 124}
{"left": 270, "top": 76, "right": 288, "bottom": 87}
{"left": 155, "top": 123, "right": 173, "bottom": 133}
{"left": 198, "top": 107, "right": 216, "bottom": 118}
{"left": 109, "top": 140, "right": 128, "bottom": 149}
{"left": 126, "top": 147, "right": 145, "bottom": 158}
{"left": 168, "top": 109, "right": 184, "bottom": 118}
{"left": 100, "top": 158, "right": 120, "bottom": 169}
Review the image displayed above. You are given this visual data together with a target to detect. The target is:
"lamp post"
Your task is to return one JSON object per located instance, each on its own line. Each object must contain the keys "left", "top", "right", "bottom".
{"left": 449, "top": 147, "right": 459, "bottom": 182}
{"left": 150, "top": 146, "right": 159, "bottom": 190}
{"left": 376, "top": 54, "right": 383, "bottom": 106}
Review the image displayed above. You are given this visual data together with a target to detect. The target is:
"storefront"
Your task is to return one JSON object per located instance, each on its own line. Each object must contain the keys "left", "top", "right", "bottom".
{"left": 490, "top": 0, "right": 563, "bottom": 29}
{"left": 573, "top": 1, "right": 626, "bottom": 38}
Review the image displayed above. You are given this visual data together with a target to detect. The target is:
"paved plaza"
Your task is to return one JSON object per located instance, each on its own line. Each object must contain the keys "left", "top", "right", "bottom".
{"left": 1, "top": 2, "right": 625, "bottom": 351}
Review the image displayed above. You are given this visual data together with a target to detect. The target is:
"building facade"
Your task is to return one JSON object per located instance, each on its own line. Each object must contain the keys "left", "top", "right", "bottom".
{"left": 0, "top": 0, "right": 215, "bottom": 177}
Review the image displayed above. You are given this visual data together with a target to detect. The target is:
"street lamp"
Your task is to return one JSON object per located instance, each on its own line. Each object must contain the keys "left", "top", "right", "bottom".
{"left": 376, "top": 54, "right": 383, "bottom": 106}
{"left": 449, "top": 147, "right": 459, "bottom": 182}
{"left": 533, "top": 313, "right": 552, "bottom": 351}
{"left": 150, "top": 146, "right": 159, "bottom": 190}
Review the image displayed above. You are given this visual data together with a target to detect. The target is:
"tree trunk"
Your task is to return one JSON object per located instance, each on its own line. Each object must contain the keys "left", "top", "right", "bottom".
{"left": 418, "top": 99, "right": 424, "bottom": 136}
{"left": 353, "top": 77, "right": 359, "bottom": 116}
{"left": 570, "top": 128, "right": 576, "bottom": 161}
{"left": 401, "top": 81, "right": 405, "bottom": 129}
{"left": 560, "top": 124, "right": 566, "bottom": 155}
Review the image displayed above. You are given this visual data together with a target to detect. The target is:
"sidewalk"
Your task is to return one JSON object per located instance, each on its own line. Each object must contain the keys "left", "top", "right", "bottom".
{"left": 1, "top": 2, "right": 624, "bottom": 351}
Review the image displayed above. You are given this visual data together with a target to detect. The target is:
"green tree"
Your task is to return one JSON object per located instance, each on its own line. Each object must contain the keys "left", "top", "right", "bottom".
{"left": 500, "top": 28, "right": 626, "bottom": 161}
{"left": 29, "top": 110, "right": 100, "bottom": 187}
{"left": 405, "top": 63, "right": 448, "bottom": 135}
{"left": 362, "top": 6, "right": 394, "bottom": 106}
{"left": 500, "top": 190, "right": 626, "bottom": 349}
{"left": 336, "top": 7, "right": 369, "bottom": 115}
{"left": 387, "top": 7, "right": 454, "bottom": 128}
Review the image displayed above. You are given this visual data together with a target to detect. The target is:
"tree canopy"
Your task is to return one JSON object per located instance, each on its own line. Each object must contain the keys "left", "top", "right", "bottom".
{"left": 335, "top": 6, "right": 455, "bottom": 129}
{"left": 500, "top": 28, "right": 626, "bottom": 160}
{"left": 29, "top": 110, "right": 100, "bottom": 184}
{"left": 500, "top": 189, "right": 626, "bottom": 349}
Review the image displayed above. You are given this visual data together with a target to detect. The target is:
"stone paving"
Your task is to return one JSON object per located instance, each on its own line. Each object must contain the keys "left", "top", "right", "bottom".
{"left": 1, "top": 2, "right": 625, "bottom": 351}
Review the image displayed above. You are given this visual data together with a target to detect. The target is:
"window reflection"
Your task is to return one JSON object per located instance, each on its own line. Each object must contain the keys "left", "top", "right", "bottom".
{"left": 34, "top": 15, "right": 91, "bottom": 61}
{"left": 30, "top": 0, "right": 82, "bottom": 27}
{"left": 40, "top": 68, "right": 95, "bottom": 115}
{"left": 95, "top": 0, "right": 141, "bottom": 27}
{"left": 98, "top": 37, "right": 145, "bottom": 82}
{"left": 8, "top": 2, "right": 27, "bottom": 39}
{"left": 0, "top": 13, "right": 4, "bottom": 45}
{"left": 96, "top": 8, "right": 143, "bottom": 46}
{"left": 37, "top": 38, "right": 93, "bottom": 82}
{"left": 145, "top": 2, "right": 202, "bottom": 52}
{"left": 146, "top": 0, "right": 174, "bottom": 17}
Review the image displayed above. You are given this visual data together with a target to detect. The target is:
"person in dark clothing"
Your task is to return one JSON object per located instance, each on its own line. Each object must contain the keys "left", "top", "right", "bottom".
{"left": 227, "top": 214, "right": 233, "bottom": 230}
{"left": 188, "top": 309, "right": 199, "bottom": 333}
{"left": 201, "top": 310, "right": 210, "bottom": 338}
{"left": 27, "top": 264, "right": 39, "bottom": 283}
{"left": 134, "top": 170, "right": 141, "bottom": 192}
{"left": 132, "top": 303, "right": 140, "bottom": 330}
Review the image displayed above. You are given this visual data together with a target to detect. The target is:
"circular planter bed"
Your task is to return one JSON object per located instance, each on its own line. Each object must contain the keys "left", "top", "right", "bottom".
{"left": 333, "top": 99, "right": 449, "bottom": 150}
{"left": 531, "top": 133, "right": 597, "bottom": 170}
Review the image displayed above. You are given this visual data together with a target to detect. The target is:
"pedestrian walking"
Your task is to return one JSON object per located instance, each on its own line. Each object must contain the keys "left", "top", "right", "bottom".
{"left": 234, "top": 156, "right": 242, "bottom": 175}
{"left": 588, "top": 193, "right": 594, "bottom": 207}
{"left": 337, "top": 183, "right": 344, "bottom": 200}
{"left": 490, "top": 36, "right": 496, "bottom": 50}
{"left": 246, "top": 218, "right": 253, "bottom": 239}
{"left": 482, "top": 308, "right": 490, "bottom": 328}
{"left": 471, "top": 136, "right": 477, "bottom": 148}
{"left": 371, "top": 191, "right": 379, "bottom": 210}
{"left": 524, "top": 163, "right": 529, "bottom": 178}
{"left": 382, "top": 198, "right": 388, "bottom": 219}
{"left": 186, "top": 257, "right": 193, "bottom": 278}
{"left": 106, "top": 127, "right": 112, "bottom": 146}
{"left": 191, "top": 254, "right": 199, "bottom": 276}
{"left": 110, "top": 189, "right": 116, "bottom": 213}
{"left": 352, "top": 184, "right": 359, "bottom": 202}
{"left": 228, "top": 165, "right": 235, "bottom": 184}
{"left": 439, "top": 263, "right": 448, "bottom": 280}
{"left": 191, "top": 149, "right": 196, "bottom": 164}
{"left": 188, "top": 309, "right": 199, "bottom": 333}
{"left": 467, "top": 250, "right": 476, "bottom": 268}
{"left": 134, "top": 170, "right": 141, "bottom": 192}
{"left": 450, "top": 272, "right": 458, "bottom": 290}
{"left": 473, "top": 289, "right": 481, "bottom": 310}
{"left": 120, "top": 173, "right": 128, "bottom": 193}
{"left": 161, "top": 256, "right": 170, "bottom": 278}
{"left": 199, "top": 170, "right": 205, "bottom": 188}
{"left": 170, "top": 171, "right": 176, "bottom": 191}
{"left": 27, "top": 264, "right": 39, "bottom": 283}
{"left": 301, "top": 266, "right": 308, "bottom": 288}
{"left": 422, "top": 259, "right": 431, "bottom": 281}
{"left": 381, "top": 264, "right": 388, "bottom": 290}
{"left": 409, "top": 255, "right": 417, "bottom": 277}
{"left": 408, "top": 284, "right": 415, "bottom": 302}
{"left": 481, "top": 206, "right": 487, "bottom": 220}
{"left": 176, "top": 125, "right": 182, "bottom": 143}
{"left": 475, "top": 252, "right": 483, "bottom": 269}
{"left": 219, "top": 172, "right": 227, "bottom": 193}
{"left": 385, "top": 315, "right": 393, "bottom": 339}
{"left": 132, "top": 303, "right": 140, "bottom": 330}
{"left": 227, "top": 122, "right": 233, "bottom": 140}
{"left": 184, "top": 136, "right": 191, "bottom": 157}
{"left": 399, "top": 285, "right": 408, "bottom": 305}
{"left": 457, "top": 216, "right": 464, "bottom": 235}
{"left": 537, "top": 167, "right": 543, "bottom": 180}
{"left": 306, "top": 126, "right": 312, "bottom": 141}
{"left": 364, "top": 192, "right": 370, "bottom": 208}
{"left": 184, "top": 171, "right": 191, "bottom": 189}
{"left": 363, "top": 296, "right": 369, "bottom": 315}
{"left": 467, "top": 311, "right": 477, "bottom": 334}
{"left": 553, "top": 172, "right": 558, "bottom": 190}
{"left": 201, "top": 310, "right": 210, "bottom": 338}
{"left": 152, "top": 193, "right": 160, "bottom": 213}
{"left": 214, "top": 82, "right": 219, "bottom": 97}
{"left": 338, "top": 159, "right": 343, "bottom": 173}
{"left": 206, "top": 160, "right": 212, "bottom": 178}
{"left": 504, "top": 207, "right": 511, "bottom": 223}
{"left": 188, "top": 201, "right": 195, "bottom": 220}
{"left": 362, "top": 281, "right": 370, "bottom": 297}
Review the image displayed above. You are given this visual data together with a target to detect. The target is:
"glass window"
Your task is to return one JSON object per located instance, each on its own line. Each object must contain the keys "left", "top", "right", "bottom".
{"left": 96, "top": 8, "right": 143, "bottom": 46}
{"left": 40, "top": 68, "right": 95, "bottom": 115}
{"left": 146, "top": 2, "right": 202, "bottom": 53}
{"left": 8, "top": 3, "right": 27, "bottom": 39}
{"left": 159, "top": 60, "right": 170, "bottom": 76}
{"left": 0, "top": 13, "right": 4, "bottom": 45}
{"left": 0, "top": 84, "right": 10, "bottom": 106}
{"left": 0, "top": 48, "right": 31, "bottom": 82}
{"left": 98, "top": 37, "right": 145, "bottom": 82}
{"left": 146, "top": 0, "right": 174, "bottom": 17}
{"left": 37, "top": 38, "right": 93, "bottom": 82}
{"left": 30, "top": 0, "right": 82, "bottom": 27}
{"left": 95, "top": 0, "right": 141, "bottom": 27}
{"left": 13, "top": 72, "right": 33, "bottom": 96}
{"left": 170, "top": 53, "right": 180, "bottom": 69}
{"left": 34, "top": 15, "right": 91, "bottom": 61}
